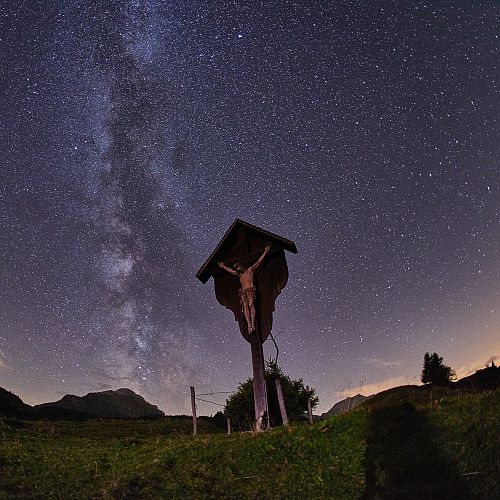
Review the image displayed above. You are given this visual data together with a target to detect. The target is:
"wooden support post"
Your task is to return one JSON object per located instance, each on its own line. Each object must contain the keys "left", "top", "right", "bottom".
{"left": 251, "top": 328, "right": 268, "bottom": 431}
{"left": 307, "top": 397, "right": 313, "bottom": 424}
{"left": 275, "top": 378, "right": 289, "bottom": 427}
{"left": 306, "top": 385, "right": 313, "bottom": 425}
{"left": 190, "top": 386, "right": 197, "bottom": 436}
{"left": 227, "top": 417, "right": 231, "bottom": 435}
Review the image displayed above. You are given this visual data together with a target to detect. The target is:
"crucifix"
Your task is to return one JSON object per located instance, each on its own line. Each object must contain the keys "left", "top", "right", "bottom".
{"left": 196, "top": 219, "right": 297, "bottom": 430}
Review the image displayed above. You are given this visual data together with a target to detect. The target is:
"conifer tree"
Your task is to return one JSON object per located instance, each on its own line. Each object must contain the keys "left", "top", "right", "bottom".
{"left": 421, "top": 352, "right": 456, "bottom": 386}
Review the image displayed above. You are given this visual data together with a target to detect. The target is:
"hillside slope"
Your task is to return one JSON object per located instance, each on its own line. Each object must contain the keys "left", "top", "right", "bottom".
{"left": 1, "top": 389, "right": 497, "bottom": 499}
{"left": 0, "top": 388, "right": 31, "bottom": 418}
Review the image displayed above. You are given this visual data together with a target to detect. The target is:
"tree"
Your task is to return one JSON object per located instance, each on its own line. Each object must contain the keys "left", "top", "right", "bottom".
{"left": 211, "top": 411, "right": 227, "bottom": 429}
{"left": 421, "top": 352, "right": 456, "bottom": 386}
{"left": 225, "top": 361, "right": 319, "bottom": 430}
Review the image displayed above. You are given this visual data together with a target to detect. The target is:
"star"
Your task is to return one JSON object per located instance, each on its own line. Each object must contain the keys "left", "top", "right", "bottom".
{"left": 0, "top": 0, "right": 498, "bottom": 415}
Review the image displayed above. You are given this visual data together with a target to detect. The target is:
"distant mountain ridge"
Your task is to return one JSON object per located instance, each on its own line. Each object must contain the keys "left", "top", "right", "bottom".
{"left": 321, "top": 394, "right": 369, "bottom": 418}
{"left": 36, "top": 388, "right": 165, "bottom": 419}
{"left": 0, "top": 387, "right": 164, "bottom": 420}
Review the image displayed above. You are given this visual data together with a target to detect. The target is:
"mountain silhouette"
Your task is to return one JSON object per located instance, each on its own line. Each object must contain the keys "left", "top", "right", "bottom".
{"left": 35, "top": 388, "right": 165, "bottom": 419}
{"left": 0, "top": 387, "right": 164, "bottom": 420}
{"left": 0, "top": 387, "right": 31, "bottom": 418}
{"left": 321, "top": 394, "right": 369, "bottom": 418}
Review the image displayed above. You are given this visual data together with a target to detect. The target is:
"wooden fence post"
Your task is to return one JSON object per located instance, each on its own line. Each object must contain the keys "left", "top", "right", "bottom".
{"left": 306, "top": 385, "right": 313, "bottom": 425}
{"left": 275, "top": 378, "right": 289, "bottom": 427}
{"left": 190, "top": 386, "right": 197, "bottom": 436}
{"left": 227, "top": 417, "right": 231, "bottom": 435}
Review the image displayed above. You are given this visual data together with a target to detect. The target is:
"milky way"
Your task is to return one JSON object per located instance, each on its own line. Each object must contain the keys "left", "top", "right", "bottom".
{"left": 83, "top": 2, "right": 201, "bottom": 403}
{"left": 1, "top": 1, "right": 498, "bottom": 413}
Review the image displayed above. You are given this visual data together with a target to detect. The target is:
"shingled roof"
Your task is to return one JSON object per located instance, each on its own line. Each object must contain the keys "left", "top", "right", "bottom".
{"left": 196, "top": 219, "right": 297, "bottom": 284}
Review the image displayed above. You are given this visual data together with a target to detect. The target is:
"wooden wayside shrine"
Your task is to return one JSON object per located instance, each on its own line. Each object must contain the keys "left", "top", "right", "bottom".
{"left": 197, "top": 219, "right": 297, "bottom": 430}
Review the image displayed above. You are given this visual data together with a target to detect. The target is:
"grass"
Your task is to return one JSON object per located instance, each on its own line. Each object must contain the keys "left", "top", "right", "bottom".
{"left": 0, "top": 390, "right": 498, "bottom": 499}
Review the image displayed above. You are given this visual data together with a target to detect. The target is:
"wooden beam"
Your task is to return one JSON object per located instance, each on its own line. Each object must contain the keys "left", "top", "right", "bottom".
{"left": 196, "top": 219, "right": 297, "bottom": 283}
{"left": 275, "top": 378, "right": 289, "bottom": 427}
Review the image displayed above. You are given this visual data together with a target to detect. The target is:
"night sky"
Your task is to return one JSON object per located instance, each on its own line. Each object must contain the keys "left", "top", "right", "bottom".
{"left": 1, "top": 1, "right": 499, "bottom": 415}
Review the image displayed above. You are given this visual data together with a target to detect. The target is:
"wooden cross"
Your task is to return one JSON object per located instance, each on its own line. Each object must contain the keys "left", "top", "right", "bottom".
{"left": 197, "top": 219, "right": 297, "bottom": 429}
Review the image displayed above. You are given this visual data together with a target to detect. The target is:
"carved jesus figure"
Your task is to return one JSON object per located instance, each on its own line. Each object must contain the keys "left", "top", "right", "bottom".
{"left": 218, "top": 244, "right": 271, "bottom": 333}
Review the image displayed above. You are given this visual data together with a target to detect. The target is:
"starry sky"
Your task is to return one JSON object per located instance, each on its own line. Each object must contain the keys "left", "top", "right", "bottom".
{"left": 1, "top": 1, "right": 499, "bottom": 415}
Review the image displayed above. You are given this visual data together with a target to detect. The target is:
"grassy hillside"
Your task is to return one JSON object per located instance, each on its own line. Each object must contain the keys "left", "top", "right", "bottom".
{"left": 363, "top": 391, "right": 498, "bottom": 499}
{"left": 1, "top": 390, "right": 498, "bottom": 499}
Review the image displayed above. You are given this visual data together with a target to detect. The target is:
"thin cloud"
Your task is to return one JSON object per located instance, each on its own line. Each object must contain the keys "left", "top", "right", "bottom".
{"left": 455, "top": 355, "right": 500, "bottom": 379}
{"left": 484, "top": 355, "right": 499, "bottom": 366}
{"left": 94, "top": 383, "right": 113, "bottom": 391}
{"left": 87, "top": 370, "right": 136, "bottom": 390}
{"left": 338, "top": 375, "right": 419, "bottom": 398}
{"left": 362, "top": 358, "right": 405, "bottom": 368}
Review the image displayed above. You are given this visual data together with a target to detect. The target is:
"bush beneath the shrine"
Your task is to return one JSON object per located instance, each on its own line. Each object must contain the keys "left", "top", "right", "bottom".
{"left": 225, "top": 361, "right": 319, "bottom": 430}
